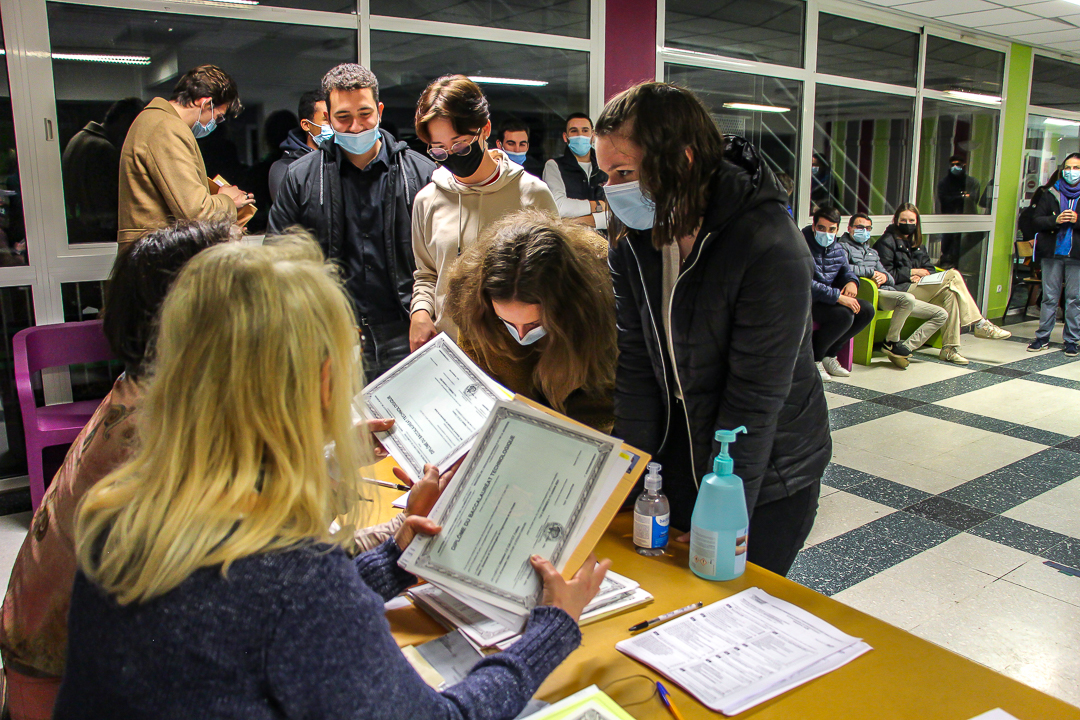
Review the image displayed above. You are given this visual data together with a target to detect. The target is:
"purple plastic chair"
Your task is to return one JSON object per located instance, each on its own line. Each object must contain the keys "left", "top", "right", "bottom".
{"left": 810, "top": 321, "right": 854, "bottom": 372}
{"left": 13, "top": 320, "right": 115, "bottom": 510}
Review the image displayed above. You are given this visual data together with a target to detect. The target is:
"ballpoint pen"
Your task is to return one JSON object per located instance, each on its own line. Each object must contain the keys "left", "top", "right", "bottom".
{"left": 628, "top": 601, "right": 703, "bottom": 632}
{"left": 362, "top": 476, "right": 411, "bottom": 492}
{"left": 656, "top": 681, "right": 687, "bottom": 720}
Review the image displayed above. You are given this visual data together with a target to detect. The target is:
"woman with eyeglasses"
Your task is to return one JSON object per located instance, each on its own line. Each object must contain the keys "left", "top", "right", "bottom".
{"left": 408, "top": 75, "right": 557, "bottom": 352}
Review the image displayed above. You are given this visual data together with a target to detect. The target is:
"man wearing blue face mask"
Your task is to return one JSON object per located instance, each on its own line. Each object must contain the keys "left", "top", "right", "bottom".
{"left": 269, "top": 64, "right": 435, "bottom": 379}
{"left": 838, "top": 213, "right": 947, "bottom": 369}
{"left": 543, "top": 113, "right": 608, "bottom": 232}
{"left": 494, "top": 118, "right": 545, "bottom": 177}
{"left": 268, "top": 90, "right": 330, "bottom": 204}
{"left": 803, "top": 206, "right": 874, "bottom": 382}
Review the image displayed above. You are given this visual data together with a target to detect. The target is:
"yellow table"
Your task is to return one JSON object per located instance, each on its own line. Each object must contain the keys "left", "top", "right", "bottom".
{"left": 366, "top": 462, "right": 1079, "bottom": 719}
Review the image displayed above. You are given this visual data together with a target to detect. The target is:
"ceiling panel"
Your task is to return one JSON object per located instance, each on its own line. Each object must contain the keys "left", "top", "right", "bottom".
{"left": 892, "top": 0, "right": 998, "bottom": 17}
{"left": 941, "top": 8, "right": 1043, "bottom": 26}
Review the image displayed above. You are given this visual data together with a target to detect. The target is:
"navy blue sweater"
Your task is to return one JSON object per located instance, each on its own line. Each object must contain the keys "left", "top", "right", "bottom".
{"left": 54, "top": 539, "right": 580, "bottom": 719}
{"left": 803, "top": 226, "right": 859, "bottom": 304}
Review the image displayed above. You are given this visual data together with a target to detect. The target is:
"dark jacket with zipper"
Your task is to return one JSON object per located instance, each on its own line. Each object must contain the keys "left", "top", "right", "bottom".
{"left": 553, "top": 147, "right": 607, "bottom": 202}
{"left": 267, "top": 130, "right": 435, "bottom": 320}
{"left": 874, "top": 227, "right": 935, "bottom": 292}
{"left": 610, "top": 137, "right": 831, "bottom": 531}
{"left": 1031, "top": 184, "right": 1080, "bottom": 262}
{"left": 268, "top": 128, "right": 315, "bottom": 204}
{"left": 803, "top": 226, "right": 859, "bottom": 304}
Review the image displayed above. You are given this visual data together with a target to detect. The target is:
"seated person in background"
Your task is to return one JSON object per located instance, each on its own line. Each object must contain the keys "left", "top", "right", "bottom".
{"left": 268, "top": 90, "right": 329, "bottom": 204}
{"left": 875, "top": 203, "right": 1010, "bottom": 366}
{"left": 445, "top": 210, "right": 615, "bottom": 432}
{"left": 775, "top": 172, "right": 795, "bottom": 216}
{"left": 494, "top": 117, "right": 544, "bottom": 177}
{"left": 838, "top": 213, "right": 947, "bottom": 369}
{"left": 804, "top": 205, "right": 874, "bottom": 382}
{"left": 54, "top": 235, "right": 608, "bottom": 719}
{"left": 0, "top": 219, "right": 237, "bottom": 720}
{"left": 542, "top": 113, "right": 608, "bottom": 231}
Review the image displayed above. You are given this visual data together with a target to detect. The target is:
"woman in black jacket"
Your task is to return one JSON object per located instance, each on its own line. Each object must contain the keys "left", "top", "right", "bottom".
{"left": 1027, "top": 153, "right": 1080, "bottom": 355}
{"left": 594, "top": 83, "right": 831, "bottom": 577}
{"left": 876, "top": 203, "right": 1009, "bottom": 365}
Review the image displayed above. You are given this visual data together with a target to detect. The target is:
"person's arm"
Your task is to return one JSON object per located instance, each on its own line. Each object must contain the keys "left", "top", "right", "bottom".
{"left": 875, "top": 235, "right": 912, "bottom": 285}
{"left": 835, "top": 246, "right": 860, "bottom": 289}
{"left": 871, "top": 252, "right": 895, "bottom": 287}
{"left": 840, "top": 241, "right": 875, "bottom": 279}
{"left": 526, "top": 178, "right": 560, "bottom": 216}
{"left": 542, "top": 160, "right": 592, "bottom": 219}
{"left": 1032, "top": 191, "right": 1063, "bottom": 233}
{"left": 810, "top": 265, "right": 840, "bottom": 304}
{"left": 353, "top": 514, "right": 406, "bottom": 554}
{"left": 267, "top": 163, "right": 303, "bottom": 236}
{"left": 144, "top": 124, "right": 237, "bottom": 223}
{"left": 409, "top": 193, "right": 439, "bottom": 350}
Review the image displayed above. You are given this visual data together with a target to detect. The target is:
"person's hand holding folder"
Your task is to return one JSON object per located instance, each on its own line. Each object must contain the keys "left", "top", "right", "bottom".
{"left": 393, "top": 460, "right": 461, "bottom": 550}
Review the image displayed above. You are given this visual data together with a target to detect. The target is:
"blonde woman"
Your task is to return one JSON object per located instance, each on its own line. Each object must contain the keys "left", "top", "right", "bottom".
{"left": 54, "top": 236, "right": 608, "bottom": 719}
{"left": 445, "top": 210, "right": 615, "bottom": 432}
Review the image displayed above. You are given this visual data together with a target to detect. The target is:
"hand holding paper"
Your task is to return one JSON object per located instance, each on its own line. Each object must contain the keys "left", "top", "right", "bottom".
{"left": 530, "top": 553, "right": 612, "bottom": 623}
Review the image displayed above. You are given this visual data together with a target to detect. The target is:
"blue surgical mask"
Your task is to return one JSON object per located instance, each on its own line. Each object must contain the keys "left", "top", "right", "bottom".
{"left": 1064, "top": 168, "right": 1080, "bottom": 185}
{"left": 814, "top": 230, "right": 836, "bottom": 247}
{"left": 505, "top": 150, "right": 528, "bottom": 165}
{"left": 950, "top": 165, "right": 965, "bottom": 176}
{"left": 605, "top": 180, "right": 655, "bottom": 231}
{"left": 191, "top": 102, "right": 217, "bottom": 139}
{"left": 310, "top": 123, "right": 334, "bottom": 146}
{"left": 502, "top": 319, "right": 547, "bottom": 346}
{"left": 567, "top": 136, "right": 592, "bottom": 157}
{"left": 851, "top": 228, "right": 871, "bottom": 244}
{"left": 335, "top": 124, "right": 380, "bottom": 155}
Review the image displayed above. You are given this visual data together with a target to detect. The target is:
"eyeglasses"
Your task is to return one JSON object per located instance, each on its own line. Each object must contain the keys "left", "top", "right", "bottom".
{"left": 427, "top": 133, "right": 481, "bottom": 162}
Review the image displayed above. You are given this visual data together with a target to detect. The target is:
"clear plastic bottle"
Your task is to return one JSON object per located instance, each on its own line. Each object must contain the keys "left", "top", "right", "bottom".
{"left": 633, "top": 462, "right": 670, "bottom": 556}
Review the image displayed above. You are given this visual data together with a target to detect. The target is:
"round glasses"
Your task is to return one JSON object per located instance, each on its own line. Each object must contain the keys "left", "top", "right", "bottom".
{"left": 427, "top": 133, "right": 480, "bottom": 162}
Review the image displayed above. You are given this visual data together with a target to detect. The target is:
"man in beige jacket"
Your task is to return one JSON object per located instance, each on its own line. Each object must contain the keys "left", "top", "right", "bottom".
{"left": 117, "top": 65, "right": 253, "bottom": 245}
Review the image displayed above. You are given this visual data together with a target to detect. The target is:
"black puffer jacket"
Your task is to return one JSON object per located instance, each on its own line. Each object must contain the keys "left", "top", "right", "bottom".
{"left": 874, "top": 227, "right": 935, "bottom": 292}
{"left": 611, "top": 138, "right": 831, "bottom": 530}
{"left": 268, "top": 128, "right": 315, "bottom": 204}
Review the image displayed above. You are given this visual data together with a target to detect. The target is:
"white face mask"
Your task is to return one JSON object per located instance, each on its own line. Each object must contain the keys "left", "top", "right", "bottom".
{"left": 502, "top": 319, "right": 547, "bottom": 346}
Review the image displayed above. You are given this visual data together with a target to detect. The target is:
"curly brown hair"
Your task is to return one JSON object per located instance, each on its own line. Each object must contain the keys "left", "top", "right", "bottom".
{"left": 445, "top": 210, "right": 615, "bottom": 413}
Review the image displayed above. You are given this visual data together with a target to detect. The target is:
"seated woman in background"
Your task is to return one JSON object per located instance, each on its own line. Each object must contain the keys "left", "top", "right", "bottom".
{"left": 54, "top": 235, "right": 608, "bottom": 720}
{"left": 875, "top": 203, "right": 1010, "bottom": 365}
{"left": 0, "top": 219, "right": 237, "bottom": 720}
{"left": 445, "top": 210, "right": 616, "bottom": 432}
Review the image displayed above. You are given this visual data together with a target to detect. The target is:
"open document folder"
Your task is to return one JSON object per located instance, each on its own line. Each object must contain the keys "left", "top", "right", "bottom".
{"left": 398, "top": 396, "right": 649, "bottom": 621}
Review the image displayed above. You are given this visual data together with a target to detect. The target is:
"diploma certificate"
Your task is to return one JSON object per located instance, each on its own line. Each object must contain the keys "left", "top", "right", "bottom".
{"left": 361, "top": 334, "right": 509, "bottom": 479}
{"left": 399, "top": 400, "right": 621, "bottom": 617}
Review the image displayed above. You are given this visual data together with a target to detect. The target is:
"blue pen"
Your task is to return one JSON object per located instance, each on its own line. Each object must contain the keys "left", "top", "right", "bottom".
{"left": 656, "top": 681, "right": 687, "bottom": 720}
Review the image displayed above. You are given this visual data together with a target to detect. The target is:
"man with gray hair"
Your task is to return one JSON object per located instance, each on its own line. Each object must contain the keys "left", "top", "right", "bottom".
{"left": 269, "top": 63, "right": 435, "bottom": 379}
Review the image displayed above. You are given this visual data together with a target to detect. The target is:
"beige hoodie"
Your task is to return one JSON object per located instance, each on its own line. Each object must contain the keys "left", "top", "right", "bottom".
{"left": 410, "top": 149, "right": 557, "bottom": 339}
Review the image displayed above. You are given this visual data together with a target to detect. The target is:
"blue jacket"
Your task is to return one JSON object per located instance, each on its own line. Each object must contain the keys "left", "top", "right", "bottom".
{"left": 803, "top": 226, "right": 859, "bottom": 304}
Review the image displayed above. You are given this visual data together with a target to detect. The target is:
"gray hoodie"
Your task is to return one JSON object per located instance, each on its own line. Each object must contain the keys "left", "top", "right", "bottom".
{"left": 838, "top": 233, "right": 895, "bottom": 290}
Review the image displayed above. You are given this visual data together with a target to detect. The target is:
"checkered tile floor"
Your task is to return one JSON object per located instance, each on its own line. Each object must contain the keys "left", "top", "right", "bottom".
{"left": 790, "top": 320, "right": 1080, "bottom": 708}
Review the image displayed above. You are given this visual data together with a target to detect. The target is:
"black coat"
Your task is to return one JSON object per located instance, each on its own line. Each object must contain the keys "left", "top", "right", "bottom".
{"left": 267, "top": 130, "right": 435, "bottom": 319}
{"left": 874, "top": 228, "right": 935, "bottom": 292}
{"left": 610, "top": 138, "right": 831, "bottom": 531}
{"left": 1031, "top": 184, "right": 1080, "bottom": 262}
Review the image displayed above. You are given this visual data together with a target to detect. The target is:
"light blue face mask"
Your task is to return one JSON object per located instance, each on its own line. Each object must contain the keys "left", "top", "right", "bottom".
{"left": 502, "top": 319, "right": 547, "bottom": 346}
{"left": 1064, "top": 168, "right": 1080, "bottom": 185}
{"left": 851, "top": 227, "right": 871, "bottom": 244}
{"left": 335, "top": 124, "right": 380, "bottom": 155}
{"left": 605, "top": 180, "right": 655, "bottom": 231}
{"left": 950, "top": 165, "right": 965, "bottom": 176}
{"left": 567, "top": 135, "right": 593, "bottom": 157}
{"left": 814, "top": 230, "right": 836, "bottom": 247}
{"left": 505, "top": 150, "right": 528, "bottom": 165}
{"left": 310, "top": 123, "right": 334, "bottom": 146}
{"left": 191, "top": 103, "right": 217, "bottom": 139}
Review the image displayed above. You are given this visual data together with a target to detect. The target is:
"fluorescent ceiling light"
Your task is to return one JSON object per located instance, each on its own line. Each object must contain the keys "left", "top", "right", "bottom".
{"left": 723, "top": 102, "right": 790, "bottom": 113}
{"left": 943, "top": 90, "right": 1001, "bottom": 104}
{"left": 661, "top": 48, "right": 753, "bottom": 68}
{"left": 1044, "top": 117, "right": 1080, "bottom": 127}
{"left": 469, "top": 76, "right": 548, "bottom": 87}
{"left": 0, "top": 49, "right": 5, "bottom": 56}
{"left": 52, "top": 53, "right": 152, "bottom": 65}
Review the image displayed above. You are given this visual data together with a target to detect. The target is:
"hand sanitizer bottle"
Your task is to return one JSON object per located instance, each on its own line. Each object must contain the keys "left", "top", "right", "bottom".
{"left": 633, "top": 462, "right": 670, "bottom": 556}
{"left": 690, "top": 426, "right": 749, "bottom": 581}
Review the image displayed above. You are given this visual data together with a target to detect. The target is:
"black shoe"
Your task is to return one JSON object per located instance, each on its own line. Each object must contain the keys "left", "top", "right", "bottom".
{"left": 882, "top": 341, "right": 912, "bottom": 357}
{"left": 1066, "top": 342, "right": 1079, "bottom": 357}
{"left": 1028, "top": 338, "right": 1049, "bottom": 352}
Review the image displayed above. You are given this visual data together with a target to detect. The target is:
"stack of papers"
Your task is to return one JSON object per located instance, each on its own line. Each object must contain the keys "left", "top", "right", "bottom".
{"left": 616, "top": 587, "right": 872, "bottom": 716}
{"left": 522, "top": 685, "right": 637, "bottom": 720}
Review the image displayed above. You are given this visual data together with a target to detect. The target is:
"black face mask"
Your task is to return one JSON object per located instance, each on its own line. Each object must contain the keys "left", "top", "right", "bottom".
{"left": 440, "top": 139, "right": 486, "bottom": 178}
{"left": 897, "top": 223, "right": 917, "bottom": 236}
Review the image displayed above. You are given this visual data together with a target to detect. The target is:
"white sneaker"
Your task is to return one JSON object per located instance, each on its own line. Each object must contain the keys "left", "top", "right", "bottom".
{"left": 973, "top": 319, "right": 1011, "bottom": 340}
{"left": 940, "top": 347, "right": 970, "bottom": 365}
{"left": 817, "top": 362, "right": 833, "bottom": 383}
{"left": 822, "top": 356, "right": 850, "bottom": 377}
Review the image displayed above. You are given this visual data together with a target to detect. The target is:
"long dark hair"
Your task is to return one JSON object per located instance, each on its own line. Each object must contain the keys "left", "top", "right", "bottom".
{"left": 889, "top": 202, "right": 924, "bottom": 249}
{"left": 595, "top": 82, "right": 727, "bottom": 249}
{"left": 1046, "top": 152, "right": 1080, "bottom": 188}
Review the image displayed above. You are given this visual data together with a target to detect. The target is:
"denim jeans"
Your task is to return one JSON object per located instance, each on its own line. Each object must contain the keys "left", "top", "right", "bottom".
{"left": 1037, "top": 258, "right": 1080, "bottom": 344}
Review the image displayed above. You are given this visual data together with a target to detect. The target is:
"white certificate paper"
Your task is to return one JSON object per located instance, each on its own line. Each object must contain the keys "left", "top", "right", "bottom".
{"left": 399, "top": 400, "right": 621, "bottom": 617}
{"left": 361, "top": 333, "right": 509, "bottom": 479}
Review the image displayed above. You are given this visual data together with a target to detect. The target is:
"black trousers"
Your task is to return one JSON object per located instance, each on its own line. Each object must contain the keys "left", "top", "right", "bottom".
{"left": 360, "top": 319, "right": 410, "bottom": 382}
{"left": 811, "top": 299, "right": 874, "bottom": 362}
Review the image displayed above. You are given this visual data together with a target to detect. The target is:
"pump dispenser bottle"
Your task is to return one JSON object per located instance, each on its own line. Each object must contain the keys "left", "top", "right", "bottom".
{"left": 633, "top": 462, "right": 670, "bottom": 556}
{"left": 689, "top": 426, "right": 749, "bottom": 581}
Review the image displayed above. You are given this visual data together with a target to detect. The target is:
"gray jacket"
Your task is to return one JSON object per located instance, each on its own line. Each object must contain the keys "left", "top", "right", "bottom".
{"left": 838, "top": 233, "right": 895, "bottom": 290}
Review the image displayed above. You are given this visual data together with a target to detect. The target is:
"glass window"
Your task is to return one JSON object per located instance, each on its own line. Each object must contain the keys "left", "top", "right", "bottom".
{"left": 371, "top": 1, "right": 589, "bottom": 39}
{"left": 813, "top": 85, "right": 913, "bottom": 217}
{"left": 0, "top": 286, "right": 35, "bottom": 480}
{"left": 47, "top": 3, "right": 358, "bottom": 238}
{"left": 0, "top": 19, "right": 28, "bottom": 266}
{"left": 370, "top": 32, "right": 589, "bottom": 164}
{"left": 923, "top": 36, "right": 1005, "bottom": 98}
{"left": 917, "top": 99, "right": 999, "bottom": 217}
{"left": 1030, "top": 55, "right": 1080, "bottom": 114}
{"left": 61, "top": 280, "right": 125, "bottom": 402}
{"left": 665, "top": 0, "right": 805, "bottom": 68}
{"left": 816, "top": 14, "right": 918, "bottom": 87}
{"left": 259, "top": 0, "right": 356, "bottom": 12}
{"left": 1022, "top": 114, "right": 1080, "bottom": 203}
{"left": 665, "top": 64, "right": 801, "bottom": 208}
{"left": 921, "top": 230, "right": 989, "bottom": 300}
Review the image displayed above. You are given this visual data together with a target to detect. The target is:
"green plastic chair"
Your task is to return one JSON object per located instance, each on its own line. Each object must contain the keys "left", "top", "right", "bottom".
{"left": 853, "top": 276, "right": 943, "bottom": 366}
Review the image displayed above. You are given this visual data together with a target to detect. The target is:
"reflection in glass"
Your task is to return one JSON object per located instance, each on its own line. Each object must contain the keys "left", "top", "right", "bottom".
{"left": 0, "top": 23, "right": 28, "bottom": 266}
{"left": 0, "top": 286, "right": 35, "bottom": 480}
{"left": 372, "top": 0, "right": 589, "bottom": 38}
{"left": 1030, "top": 56, "right": 1080, "bottom": 114}
{"left": 665, "top": 64, "right": 801, "bottom": 205}
{"left": 923, "top": 36, "right": 1005, "bottom": 97}
{"left": 921, "top": 231, "right": 989, "bottom": 302}
{"left": 816, "top": 14, "right": 918, "bottom": 87}
{"left": 1022, "top": 115, "right": 1080, "bottom": 203}
{"left": 917, "top": 99, "right": 999, "bottom": 219}
{"left": 371, "top": 32, "right": 589, "bottom": 164}
{"left": 666, "top": 0, "right": 805, "bottom": 68}
{"left": 813, "top": 85, "right": 913, "bottom": 216}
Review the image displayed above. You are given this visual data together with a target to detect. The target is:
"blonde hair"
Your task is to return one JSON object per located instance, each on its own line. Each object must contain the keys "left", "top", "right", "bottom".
{"left": 76, "top": 233, "right": 371, "bottom": 605}
{"left": 445, "top": 210, "right": 615, "bottom": 413}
